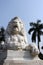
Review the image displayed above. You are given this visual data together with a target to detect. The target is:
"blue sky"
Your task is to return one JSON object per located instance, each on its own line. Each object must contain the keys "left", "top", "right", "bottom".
{"left": 0, "top": 0, "right": 43, "bottom": 52}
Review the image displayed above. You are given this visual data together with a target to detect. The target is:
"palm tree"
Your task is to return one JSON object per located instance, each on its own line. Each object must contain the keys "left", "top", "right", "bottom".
{"left": 28, "top": 20, "right": 43, "bottom": 51}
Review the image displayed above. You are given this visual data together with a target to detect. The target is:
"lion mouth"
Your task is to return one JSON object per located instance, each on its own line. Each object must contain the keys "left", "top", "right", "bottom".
{"left": 13, "top": 25, "right": 18, "bottom": 28}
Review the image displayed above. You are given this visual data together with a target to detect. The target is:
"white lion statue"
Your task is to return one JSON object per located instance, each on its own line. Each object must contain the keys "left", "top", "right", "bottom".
{"left": 5, "top": 17, "right": 28, "bottom": 50}
{"left": 4, "top": 16, "right": 39, "bottom": 56}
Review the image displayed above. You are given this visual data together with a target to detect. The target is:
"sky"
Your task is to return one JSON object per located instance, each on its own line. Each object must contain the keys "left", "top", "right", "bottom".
{"left": 0, "top": 0, "right": 43, "bottom": 53}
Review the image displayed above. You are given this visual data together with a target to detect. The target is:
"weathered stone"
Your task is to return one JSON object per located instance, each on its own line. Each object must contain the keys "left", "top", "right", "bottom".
{"left": 0, "top": 50, "right": 41, "bottom": 65}
{"left": 4, "top": 17, "right": 39, "bottom": 57}
{"left": 3, "top": 60, "right": 43, "bottom": 65}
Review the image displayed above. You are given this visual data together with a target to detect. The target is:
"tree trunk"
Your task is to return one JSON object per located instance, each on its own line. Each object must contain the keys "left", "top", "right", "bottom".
{"left": 38, "top": 39, "right": 40, "bottom": 51}
{"left": 37, "top": 33, "right": 40, "bottom": 51}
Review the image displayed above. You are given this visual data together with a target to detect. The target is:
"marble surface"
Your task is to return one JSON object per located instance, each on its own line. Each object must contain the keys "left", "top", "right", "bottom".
{"left": 0, "top": 50, "right": 41, "bottom": 65}
{"left": 3, "top": 60, "right": 43, "bottom": 65}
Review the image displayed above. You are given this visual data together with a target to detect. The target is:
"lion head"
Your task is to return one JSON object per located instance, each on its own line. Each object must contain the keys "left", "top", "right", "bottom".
{"left": 6, "top": 17, "right": 25, "bottom": 36}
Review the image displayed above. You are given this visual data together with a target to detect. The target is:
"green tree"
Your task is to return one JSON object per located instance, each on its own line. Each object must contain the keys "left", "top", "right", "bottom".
{"left": 0, "top": 27, "right": 5, "bottom": 42}
{"left": 0, "top": 27, "right": 5, "bottom": 49}
{"left": 28, "top": 20, "right": 43, "bottom": 51}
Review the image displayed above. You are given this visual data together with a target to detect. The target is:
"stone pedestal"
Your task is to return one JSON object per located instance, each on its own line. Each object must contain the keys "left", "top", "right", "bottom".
{"left": 4, "top": 60, "right": 43, "bottom": 65}
{"left": 0, "top": 50, "right": 42, "bottom": 65}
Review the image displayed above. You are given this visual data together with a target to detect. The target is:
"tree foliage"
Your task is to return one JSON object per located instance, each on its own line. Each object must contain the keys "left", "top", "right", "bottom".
{"left": 0, "top": 27, "right": 5, "bottom": 43}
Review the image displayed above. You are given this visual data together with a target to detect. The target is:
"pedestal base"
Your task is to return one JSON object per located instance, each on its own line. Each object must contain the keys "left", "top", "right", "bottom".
{"left": 0, "top": 50, "right": 42, "bottom": 65}
{"left": 4, "top": 60, "right": 43, "bottom": 65}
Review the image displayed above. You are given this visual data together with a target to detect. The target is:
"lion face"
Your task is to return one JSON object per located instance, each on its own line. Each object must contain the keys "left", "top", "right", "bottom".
{"left": 10, "top": 20, "right": 20, "bottom": 34}
{"left": 6, "top": 17, "right": 24, "bottom": 35}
